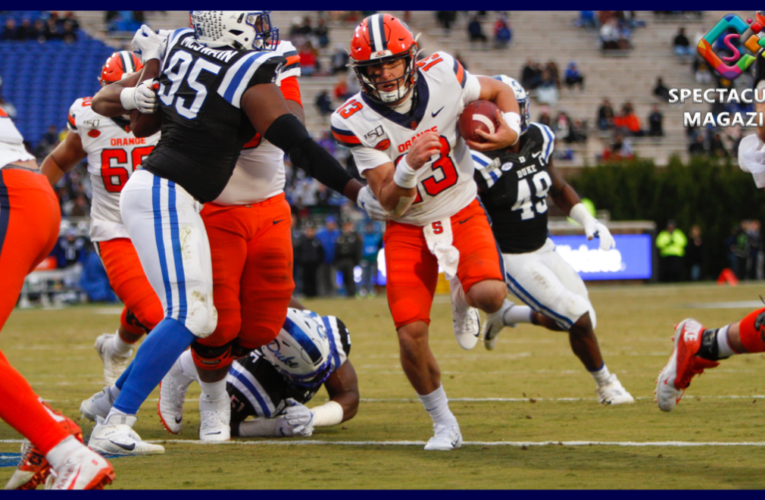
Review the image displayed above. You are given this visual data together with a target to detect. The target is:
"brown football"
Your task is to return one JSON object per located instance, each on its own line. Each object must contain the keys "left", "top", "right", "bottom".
{"left": 458, "top": 100, "right": 500, "bottom": 143}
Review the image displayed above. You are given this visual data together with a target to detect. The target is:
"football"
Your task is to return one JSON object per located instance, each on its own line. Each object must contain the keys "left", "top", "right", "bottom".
{"left": 458, "top": 100, "right": 500, "bottom": 143}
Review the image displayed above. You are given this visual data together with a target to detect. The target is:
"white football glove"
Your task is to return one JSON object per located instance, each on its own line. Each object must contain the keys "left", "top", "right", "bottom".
{"left": 356, "top": 185, "right": 390, "bottom": 221}
{"left": 583, "top": 219, "right": 616, "bottom": 251}
{"left": 132, "top": 24, "right": 163, "bottom": 63}
{"left": 120, "top": 80, "right": 158, "bottom": 114}
{"left": 274, "top": 398, "right": 315, "bottom": 437}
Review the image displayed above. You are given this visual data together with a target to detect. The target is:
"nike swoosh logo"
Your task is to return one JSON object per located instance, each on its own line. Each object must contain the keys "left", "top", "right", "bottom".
{"left": 663, "top": 379, "right": 669, "bottom": 385}
{"left": 175, "top": 416, "right": 183, "bottom": 424}
{"left": 67, "top": 465, "right": 82, "bottom": 489}
{"left": 109, "top": 439, "right": 135, "bottom": 451}
{"left": 204, "top": 431, "right": 222, "bottom": 435}
{"left": 273, "top": 219, "right": 285, "bottom": 225}
{"left": 432, "top": 107, "right": 445, "bottom": 118}
{"left": 459, "top": 216, "right": 473, "bottom": 224}
{"left": 532, "top": 152, "right": 541, "bottom": 158}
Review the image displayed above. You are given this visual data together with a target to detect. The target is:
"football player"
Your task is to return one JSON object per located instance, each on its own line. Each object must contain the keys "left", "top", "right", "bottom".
{"left": 470, "top": 76, "right": 634, "bottom": 405}
{"left": 41, "top": 51, "right": 163, "bottom": 387}
{"left": 0, "top": 111, "right": 114, "bottom": 489}
{"left": 161, "top": 300, "right": 357, "bottom": 437}
{"left": 83, "top": 12, "right": 363, "bottom": 455}
{"left": 330, "top": 14, "right": 522, "bottom": 450}
{"left": 658, "top": 53, "right": 765, "bottom": 412}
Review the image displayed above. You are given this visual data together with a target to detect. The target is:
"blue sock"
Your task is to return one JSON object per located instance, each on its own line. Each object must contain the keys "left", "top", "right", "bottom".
{"left": 113, "top": 318, "right": 195, "bottom": 415}
{"left": 115, "top": 362, "right": 133, "bottom": 391}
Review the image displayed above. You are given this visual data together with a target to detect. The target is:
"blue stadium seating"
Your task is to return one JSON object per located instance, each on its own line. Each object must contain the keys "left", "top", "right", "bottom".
{"left": 0, "top": 14, "right": 114, "bottom": 147}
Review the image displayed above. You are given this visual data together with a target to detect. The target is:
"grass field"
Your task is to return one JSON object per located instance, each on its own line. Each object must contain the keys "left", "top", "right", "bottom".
{"left": 2, "top": 282, "right": 765, "bottom": 489}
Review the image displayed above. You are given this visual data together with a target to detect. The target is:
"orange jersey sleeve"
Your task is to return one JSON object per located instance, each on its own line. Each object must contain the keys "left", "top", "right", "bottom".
{"left": 279, "top": 75, "right": 302, "bottom": 106}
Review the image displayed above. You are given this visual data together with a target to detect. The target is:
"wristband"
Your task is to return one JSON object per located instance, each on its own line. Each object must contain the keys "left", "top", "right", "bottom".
{"left": 119, "top": 87, "right": 138, "bottom": 111}
{"left": 312, "top": 401, "right": 344, "bottom": 427}
{"left": 393, "top": 155, "right": 418, "bottom": 189}
{"left": 569, "top": 203, "right": 595, "bottom": 227}
{"left": 503, "top": 111, "right": 522, "bottom": 144}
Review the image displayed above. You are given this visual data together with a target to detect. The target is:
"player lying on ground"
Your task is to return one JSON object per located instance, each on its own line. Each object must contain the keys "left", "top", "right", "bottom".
{"left": 81, "top": 301, "right": 358, "bottom": 436}
{"left": 40, "top": 51, "right": 163, "bottom": 387}
{"left": 469, "top": 76, "right": 633, "bottom": 405}
{"left": 0, "top": 111, "right": 113, "bottom": 490}
{"left": 78, "top": 12, "right": 365, "bottom": 456}
{"left": 658, "top": 54, "right": 765, "bottom": 412}
{"left": 331, "top": 14, "right": 521, "bottom": 450}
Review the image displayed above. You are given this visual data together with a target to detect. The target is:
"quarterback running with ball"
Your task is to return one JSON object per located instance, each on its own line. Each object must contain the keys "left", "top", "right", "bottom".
{"left": 331, "top": 14, "right": 521, "bottom": 450}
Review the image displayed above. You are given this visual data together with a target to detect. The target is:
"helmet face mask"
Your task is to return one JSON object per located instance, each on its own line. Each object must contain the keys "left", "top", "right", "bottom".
{"left": 190, "top": 11, "right": 279, "bottom": 52}
{"left": 262, "top": 309, "right": 333, "bottom": 389}
{"left": 349, "top": 14, "right": 419, "bottom": 106}
{"left": 494, "top": 75, "right": 530, "bottom": 135}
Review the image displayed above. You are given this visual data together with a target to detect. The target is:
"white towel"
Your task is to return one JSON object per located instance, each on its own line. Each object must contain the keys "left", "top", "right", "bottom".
{"left": 423, "top": 218, "right": 460, "bottom": 280}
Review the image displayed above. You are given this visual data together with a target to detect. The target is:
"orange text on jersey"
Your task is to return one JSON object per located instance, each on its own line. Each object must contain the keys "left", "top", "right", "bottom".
{"left": 397, "top": 126, "right": 438, "bottom": 154}
{"left": 110, "top": 137, "right": 147, "bottom": 147}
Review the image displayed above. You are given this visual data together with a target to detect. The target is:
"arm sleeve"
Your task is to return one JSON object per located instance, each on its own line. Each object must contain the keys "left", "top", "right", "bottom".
{"left": 461, "top": 72, "right": 481, "bottom": 106}
{"left": 264, "top": 113, "right": 353, "bottom": 195}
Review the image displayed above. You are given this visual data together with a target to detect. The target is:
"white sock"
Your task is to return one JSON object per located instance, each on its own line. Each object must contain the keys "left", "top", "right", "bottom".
{"left": 179, "top": 350, "right": 200, "bottom": 382}
{"left": 199, "top": 379, "right": 228, "bottom": 412}
{"left": 450, "top": 277, "right": 469, "bottom": 312}
{"left": 717, "top": 325, "right": 735, "bottom": 357}
{"left": 46, "top": 436, "right": 84, "bottom": 471}
{"left": 418, "top": 385, "right": 458, "bottom": 427}
{"left": 104, "top": 407, "right": 133, "bottom": 425}
{"left": 589, "top": 364, "right": 612, "bottom": 387}
{"left": 111, "top": 331, "right": 134, "bottom": 355}
{"left": 108, "top": 385, "right": 121, "bottom": 401}
{"left": 503, "top": 302, "right": 533, "bottom": 325}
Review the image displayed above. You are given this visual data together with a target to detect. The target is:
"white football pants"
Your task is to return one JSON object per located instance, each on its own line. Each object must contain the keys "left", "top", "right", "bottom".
{"left": 120, "top": 169, "right": 216, "bottom": 338}
{"left": 502, "top": 238, "right": 596, "bottom": 331}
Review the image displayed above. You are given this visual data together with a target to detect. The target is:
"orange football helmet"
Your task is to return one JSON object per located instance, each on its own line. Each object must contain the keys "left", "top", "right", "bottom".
{"left": 99, "top": 51, "right": 143, "bottom": 86}
{"left": 349, "top": 14, "right": 418, "bottom": 105}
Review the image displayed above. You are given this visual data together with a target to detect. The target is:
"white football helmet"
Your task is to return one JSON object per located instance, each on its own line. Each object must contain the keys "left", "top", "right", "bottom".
{"left": 493, "top": 75, "right": 530, "bottom": 135}
{"left": 190, "top": 11, "right": 278, "bottom": 51}
{"left": 262, "top": 309, "right": 332, "bottom": 388}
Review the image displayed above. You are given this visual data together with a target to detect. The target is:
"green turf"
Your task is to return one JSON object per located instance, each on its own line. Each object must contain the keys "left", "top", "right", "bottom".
{"left": 2, "top": 283, "right": 765, "bottom": 489}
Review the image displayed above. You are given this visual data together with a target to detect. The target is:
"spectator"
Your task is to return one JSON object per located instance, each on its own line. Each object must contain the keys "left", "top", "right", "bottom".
{"left": 553, "top": 111, "right": 572, "bottom": 142}
{"left": 686, "top": 225, "right": 703, "bottom": 281}
{"left": 656, "top": 220, "right": 687, "bottom": 282}
{"left": 299, "top": 41, "right": 319, "bottom": 76}
{"left": 331, "top": 44, "right": 349, "bottom": 75}
{"left": 521, "top": 59, "right": 539, "bottom": 90}
{"left": 536, "top": 69, "right": 558, "bottom": 107}
{"left": 55, "top": 228, "right": 87, "bottom": 269}
{"left": 564, "top": 61, "right": 585, "bottom": 91}
{"left": 607, "top": 133, "right": 634, "bottom": 160}
{"left": 537, "top": 108, "right": 551, "bottom": 127}
{"left": 335, "top": 221, "right": 362, "bottom": 298}
{"left": 673, "top": 27, "right": 693, "bottom": 63}
{"left": 436, "top": 11, "right": 457, "bottom": 32}
{"left": 333, "top": 74, "right": 349, "bottom": 101}
{"left": 36, "top": 125, "right": 60, "bottom": 158}
{"left": 731, "top": 221, "right": 750, "bottom": 280}
{"left": 569, "top": 119, "right": 588, "bottom": 144}
{"left": 360, "top": 220, "right": 382, "bottom": 296}
{"left": 493, "top": 14, "right": 512, "bottom": 49}
{"left": 314, "top": 18, "right": 330, "bottom": 49}
{"left": 653, "top": 77, "right": 671, "bottom": 101}
{"left": 545, "top": 61, "right": 560, "bottom": 89}
{"left": 597, "top": 98, "right": 615, "bottom": 130}
{"left": 614, "top": 102, "right": 643, "bottom": 136}
{"left": 1, "top": 18, "right": 18, "bottom": 41}
{"left": 600, "top": 18, "right": 620, "bottom": 50}
{"left": 316, "top": 216, "right": 340, "bottom": 297}
{"left": 315, "top": 89, "right": 333, "bottom": 121}
{"left": 62, "top": 12, "right": 80, "bottom": 31}
{"left": 32, "top": 19, "right": 46, "bottom": 42}
{"left": 578, "top": 11, "right": 598, "bottom": 30}
{"left": 15, "top": 19, "right": 34, "bottom": 40}
{"left": 688, "top": 134, "right": 707, "bottom": 156}
{"left": 296, "top": 225, "right": 324, "bottom": 297}
{"left": 708, "top": 132, "right": 728, "bottom": 158}
{"left": 747, "top": 220, "right": 763, "bottom": 280}
{"left": 62, "top": 22, "right": 77, "bottom": 43}
{"left": 694, "top": 59, "right": 712, "bottom": 83}
{"left": 44, "top": 16, "right": 61, "bottom": 40}
{"left": 648, "top": 105, "right": 663, "bottom": 137}
{"left": 70, "top": 193, "right": 90, "bottom": 217}
{"left": 468, "top": 15, "right": 488, "bottom": 48}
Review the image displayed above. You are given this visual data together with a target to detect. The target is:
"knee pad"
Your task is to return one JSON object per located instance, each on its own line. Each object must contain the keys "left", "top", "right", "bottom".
{"left": 184, "top": 292, "right": 218, "bottom": 338}
{"left": 191, "top": 341, "right": 235, "bottom": 371}
{"left": 558, "top": 292, "right": 591, "bottom": 330}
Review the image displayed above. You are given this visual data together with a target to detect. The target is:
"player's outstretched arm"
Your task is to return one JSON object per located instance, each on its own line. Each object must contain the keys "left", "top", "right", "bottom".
{"left": 467, "top": 76, "right": 521, "bottom": 151}
{"left": 243, "top": 84, "right": 361, "bottom": 202}
{"left": 91, "top": 59, "right": 160, "bottom": 119}
{"left": 321, "top": 360, "right": 359, "bottom": 424}
{"left": 41, "top": 130, "right": 86, "bottom": 185}
{"left": 363, "top": 130, "right": 441, "bottom": 215}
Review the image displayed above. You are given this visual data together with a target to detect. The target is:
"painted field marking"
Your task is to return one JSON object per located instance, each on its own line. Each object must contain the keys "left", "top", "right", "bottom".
{"left": 3, "top": 440, "right": 765, "bottom": 447}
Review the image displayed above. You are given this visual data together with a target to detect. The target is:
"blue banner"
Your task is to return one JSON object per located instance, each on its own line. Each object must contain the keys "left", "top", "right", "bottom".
{"left": 550, "top": 234, "right": 653, "bottom": 281}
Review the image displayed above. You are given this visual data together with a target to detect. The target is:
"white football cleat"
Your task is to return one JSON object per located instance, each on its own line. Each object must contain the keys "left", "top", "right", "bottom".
{"left": 596, "top": 374, "right": 635, "bottom": 405}
{"left": 158, "top": 359, "right": 193, "bottom": 435}
{"left": 450, "top": 277, "right": 481, "bottom": 350}
{"left": 46, "top": 446, "right": 114, "bottom": 490}
{"left": 80, "top": 387, "right": 115, "bottom": 422}
{"left": 482, "top": 299, "right": 516, "bottom": 351}
{"left": 199, "top": 399, "right": 231, "bottom": 442}
{"left": 424, "top": 424, "right": 462, "bottom": 451}
{"left": 94, "top": 333, "right": 132, "bottom": 387}
{"left": 656, "top": 319, "right": 719, "bottom": 412}
{"left": 88, "top": 414, "right": 164, "bottom": 456}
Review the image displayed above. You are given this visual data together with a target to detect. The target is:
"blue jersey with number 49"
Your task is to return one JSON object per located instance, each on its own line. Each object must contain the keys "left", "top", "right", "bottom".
{"left": 142, "top": 28, "right": 285, "bottom": 203}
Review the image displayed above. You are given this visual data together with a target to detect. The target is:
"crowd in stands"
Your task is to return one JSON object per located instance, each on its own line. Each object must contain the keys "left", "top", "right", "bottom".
{"left": 577, "top": 11, "right": 645, "bottom": 52}
{"left": 1, "top": 11, "right": 79, "bottom": 43}
{"left": 104, "top": 11, "right": 145, "bottom": 34}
